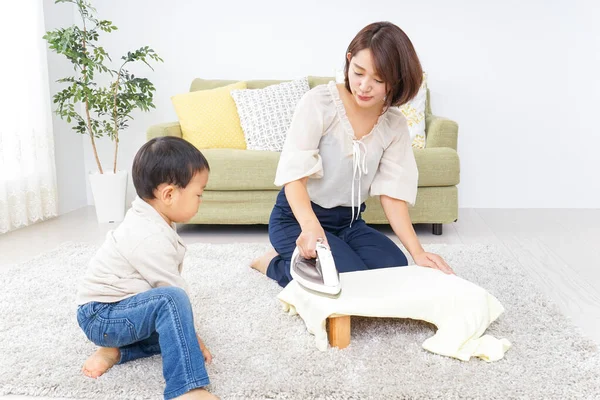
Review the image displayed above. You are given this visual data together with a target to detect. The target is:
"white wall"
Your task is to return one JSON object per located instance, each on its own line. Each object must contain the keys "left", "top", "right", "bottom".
{"left": 46, "top": 0, "right": 600, "bottom": 209}
{"left": 43, "top": 0, "right": 88, "bottom": 215}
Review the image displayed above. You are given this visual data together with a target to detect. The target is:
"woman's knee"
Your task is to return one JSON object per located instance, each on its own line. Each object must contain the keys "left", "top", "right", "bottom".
{"left": 328, "top": 235, "right": 368, "bottom": 273}
{"left": 269, "top": 218, "right": 301, "bottom": 259}
{"left": 375, "top": 246, "right": 408, "bottom": 269}
{"left": 351, "top": 237, "right": 408, "bottom": 269}
{"left": 385, "top": 248, "right": 408, "bottom": 267}
{"left": 347, "top": 226, "right": 408, "bottom": 269}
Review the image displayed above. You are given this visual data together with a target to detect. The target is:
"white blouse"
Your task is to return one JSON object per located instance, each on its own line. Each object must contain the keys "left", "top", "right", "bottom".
{"left": 274, "top": 81, "right": 418, "bottom": 222}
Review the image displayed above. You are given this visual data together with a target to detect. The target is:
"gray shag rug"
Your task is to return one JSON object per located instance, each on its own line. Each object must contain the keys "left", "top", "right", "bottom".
{"left": 0, "top": 242, "right": 599, "bottom": 400}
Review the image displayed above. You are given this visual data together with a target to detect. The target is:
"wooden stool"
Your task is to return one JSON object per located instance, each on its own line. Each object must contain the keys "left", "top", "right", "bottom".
{"left": 327, "top": 314, "right": 351, "bottom": 349}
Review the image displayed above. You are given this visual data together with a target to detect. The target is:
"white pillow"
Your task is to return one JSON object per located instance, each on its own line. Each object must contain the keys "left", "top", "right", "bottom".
{"left": 231, "top": 77, "right": 310, "bottom": 152}
{"left": 400, "top": 72, "right": 428, "bottom": 149}
{"left": 335, "top": 69, "right": 428, "bottom": 149}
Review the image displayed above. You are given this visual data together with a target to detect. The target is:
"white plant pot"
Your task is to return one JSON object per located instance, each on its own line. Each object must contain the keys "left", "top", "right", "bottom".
{"left": 89, "top": 170, "right": 128, "bottom": 223}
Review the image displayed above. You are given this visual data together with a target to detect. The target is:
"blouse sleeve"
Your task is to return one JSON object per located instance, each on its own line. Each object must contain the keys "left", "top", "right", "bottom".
{"left": 369, "top": 126, "right": 419, "bottom": 206}
{"left": 274, "top": 87, "right": 330, "bottom": 186}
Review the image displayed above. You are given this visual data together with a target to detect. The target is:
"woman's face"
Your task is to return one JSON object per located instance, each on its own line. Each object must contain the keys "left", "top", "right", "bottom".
{"left": 346, "top": 48, "right": 387, "bottom": 110}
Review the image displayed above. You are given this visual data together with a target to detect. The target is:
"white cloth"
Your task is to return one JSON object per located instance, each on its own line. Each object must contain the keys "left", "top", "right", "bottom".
{"left": 277, "top": 266, "right": 512, "bottom": 362}
{"left": 76, "top": 197, "right": 189, "bottom": 305}
{"left": 274, "top": 81, "right": 418, "bottom": 211}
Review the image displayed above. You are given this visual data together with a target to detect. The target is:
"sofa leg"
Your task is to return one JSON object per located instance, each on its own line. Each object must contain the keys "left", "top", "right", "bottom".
{"left": 432, "top": 223, "right": 443, "bottom": 235}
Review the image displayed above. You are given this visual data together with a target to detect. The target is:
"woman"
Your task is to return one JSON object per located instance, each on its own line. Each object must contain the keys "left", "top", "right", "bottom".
{"left": 252, "top": 21, "right": 454, "bottom": 287}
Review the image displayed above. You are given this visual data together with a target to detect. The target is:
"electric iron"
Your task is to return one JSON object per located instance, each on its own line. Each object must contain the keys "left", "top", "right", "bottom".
{"left": 290, "top": 238, "right": 341, "bottom": 296}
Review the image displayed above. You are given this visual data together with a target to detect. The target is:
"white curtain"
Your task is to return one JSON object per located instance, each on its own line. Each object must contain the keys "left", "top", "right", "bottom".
{"left": 0, "top": 1, "right": 58, "bottom": 234}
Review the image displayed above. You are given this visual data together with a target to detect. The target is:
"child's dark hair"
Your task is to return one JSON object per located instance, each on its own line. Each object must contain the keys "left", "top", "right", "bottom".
{"left": 132, "top": 136, "right": 210, "bottom": 200}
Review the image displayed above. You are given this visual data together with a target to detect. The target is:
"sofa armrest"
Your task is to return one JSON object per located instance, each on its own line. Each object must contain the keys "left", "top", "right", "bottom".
{"left": 147, "top": 122, "right": 182, "bottom": 141}
{"left": 425, "top": 115, "right": 458, "bottom": 150}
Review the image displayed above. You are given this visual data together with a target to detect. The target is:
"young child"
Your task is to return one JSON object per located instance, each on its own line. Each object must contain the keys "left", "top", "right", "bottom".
{"left": 76, "top": 136, "right": 218, "bottom": 400}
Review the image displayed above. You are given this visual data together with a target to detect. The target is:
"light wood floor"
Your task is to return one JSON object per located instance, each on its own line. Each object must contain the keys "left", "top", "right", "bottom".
{"left": 1, "top": 207, "right": 599, "bottom": 400}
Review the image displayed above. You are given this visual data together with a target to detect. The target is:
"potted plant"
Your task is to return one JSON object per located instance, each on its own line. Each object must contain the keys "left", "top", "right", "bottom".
{"left": 44, "top": 0, "right": 162, "bottom": 223}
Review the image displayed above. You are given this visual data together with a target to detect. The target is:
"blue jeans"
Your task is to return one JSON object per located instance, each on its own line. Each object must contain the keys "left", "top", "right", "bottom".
{"left": 77, "top": 287, "right": 210, "bottom": 399}
{"left": 267, "top": 188, "right": 408, "bottom": 287}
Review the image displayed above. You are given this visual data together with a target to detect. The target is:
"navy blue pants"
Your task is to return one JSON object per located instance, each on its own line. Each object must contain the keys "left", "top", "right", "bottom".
{"left": 267, "top": 188, "right": 408, "bottom": 287}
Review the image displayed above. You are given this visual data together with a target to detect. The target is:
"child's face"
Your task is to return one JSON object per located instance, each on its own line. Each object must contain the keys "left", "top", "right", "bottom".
{"left": 168, "top": 170, "right": 209, "bottom": 224}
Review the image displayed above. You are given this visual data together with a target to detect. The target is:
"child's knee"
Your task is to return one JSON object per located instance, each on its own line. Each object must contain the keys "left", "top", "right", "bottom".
{"left": 153, "top": 287, "right": 191, "bottom": 310}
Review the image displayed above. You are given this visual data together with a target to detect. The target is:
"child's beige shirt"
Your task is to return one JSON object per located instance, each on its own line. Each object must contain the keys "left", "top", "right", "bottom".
{"left": 76, "top": 197, "right": 188, "bottom": 305}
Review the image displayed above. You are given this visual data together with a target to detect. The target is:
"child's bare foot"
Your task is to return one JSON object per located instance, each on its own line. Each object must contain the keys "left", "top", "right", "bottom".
{"left": 82, "top": 347, "right": 120, "bottom": 378}
{"left": 196, "top": 334, "right": 213, "bottom": 364}
{"left": 175, "top": 388, "right": 219, "bottom": 399}
{"left": 250, "top": 247, "right": 278, "bottom": 275}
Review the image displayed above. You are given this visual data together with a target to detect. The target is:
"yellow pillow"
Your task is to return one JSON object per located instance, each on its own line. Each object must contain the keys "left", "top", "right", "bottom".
{"left": 171, "top": 81, "right": 247, "bottom": 149}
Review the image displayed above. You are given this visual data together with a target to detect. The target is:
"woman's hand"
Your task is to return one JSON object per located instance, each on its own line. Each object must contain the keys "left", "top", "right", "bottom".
{"left": 379, "top": 196, "right": 454, "bottom": 275}
{"left": 296, "top": 221, "right": 328, "bottom": 259}
{"left": 413, "top": 252, "right": 455, "bottom": 275}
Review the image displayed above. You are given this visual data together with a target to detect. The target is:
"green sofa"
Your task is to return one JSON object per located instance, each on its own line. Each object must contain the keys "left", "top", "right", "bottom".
{"left": 147, "top": 76, "right": 459, "bottom": 235}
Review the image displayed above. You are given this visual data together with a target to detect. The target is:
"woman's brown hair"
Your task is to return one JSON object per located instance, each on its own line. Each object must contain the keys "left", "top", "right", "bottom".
{"left": 344, "top": 21, "right": 423, "bottom": 109}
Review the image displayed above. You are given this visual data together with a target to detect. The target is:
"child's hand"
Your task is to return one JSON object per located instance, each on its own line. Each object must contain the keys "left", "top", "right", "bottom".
{"left": 196, "top": 334, "right": 213, "bottom": 364}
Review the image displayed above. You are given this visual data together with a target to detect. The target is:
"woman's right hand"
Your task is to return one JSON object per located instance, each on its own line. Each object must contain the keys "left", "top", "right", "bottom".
{"left": 296, "top": 221, "right": 328, "bottom": 259}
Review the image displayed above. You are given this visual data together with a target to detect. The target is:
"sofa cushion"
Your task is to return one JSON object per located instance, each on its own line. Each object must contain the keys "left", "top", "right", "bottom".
{"left": 202, "top": 147, "right": 459, "bottom": 191}
{"left": 203, "top": 149, "right": 281, "bottom": 191}
{"left": 400, "top": 72, "right": 428, "bottom": 149}
{"left": 171, "top": 81, "right": 247, "bottom": 149}
{"left": 191, "top": 186, "right": 459, "bottom": 224}
{"left": 231, "top": 77, "right": 310, "bottom": 151}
